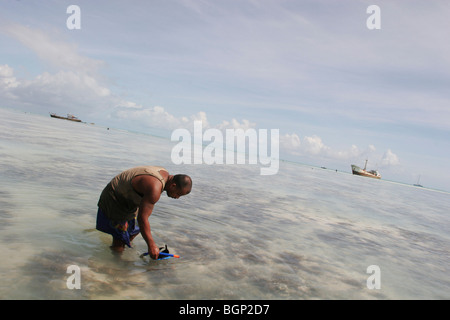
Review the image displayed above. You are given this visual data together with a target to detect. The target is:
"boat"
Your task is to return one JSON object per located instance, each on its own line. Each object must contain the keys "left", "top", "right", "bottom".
{"left": 414, "top": 175, "right": 423, "bottom": 187}
{"left": 50, "top": 113, "right": 82, "bottom": 122}
{"left": 351, "top": 160, "right": 381, "bottom": 179}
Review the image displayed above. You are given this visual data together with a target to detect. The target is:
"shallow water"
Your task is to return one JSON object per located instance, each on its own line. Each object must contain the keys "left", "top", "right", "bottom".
{"left": 1, "top": 107, "right": 449, "bottom": 299}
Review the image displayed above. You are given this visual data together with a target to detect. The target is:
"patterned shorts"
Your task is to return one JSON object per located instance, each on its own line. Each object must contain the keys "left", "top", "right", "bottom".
{"left": 96, "top": 207, "right": 140, "bottom": 247}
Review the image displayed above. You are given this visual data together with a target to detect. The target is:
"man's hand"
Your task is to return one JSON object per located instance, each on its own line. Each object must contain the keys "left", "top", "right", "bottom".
{"left": 134, "top": 175, "right": 163, "bottom": 260}
{"left": 149, "top": 244, "right": 160, "bottom": 260}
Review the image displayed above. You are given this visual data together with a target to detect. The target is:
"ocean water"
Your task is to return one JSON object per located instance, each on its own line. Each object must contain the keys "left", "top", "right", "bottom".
{"left": 1, "top": 107, "right": 449, "bottom": 300}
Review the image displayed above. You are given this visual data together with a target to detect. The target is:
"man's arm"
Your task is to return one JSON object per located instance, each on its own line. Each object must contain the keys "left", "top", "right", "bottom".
{"left": 134, "top": 175, "right": 163, "bottom": 259}
{"left": 137, "top": 196, "right": 160, "bottom": 259}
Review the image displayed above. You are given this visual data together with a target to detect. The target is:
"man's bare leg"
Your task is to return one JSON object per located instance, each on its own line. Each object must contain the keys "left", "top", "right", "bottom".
{"left": 110, "top": 233, "right": 140, "bottom": 253}
{"left": 111, "top": 238, "right": 125, "bottom": 253}
{"left": 129, "top": 233, "right": 139, "bottom": 243}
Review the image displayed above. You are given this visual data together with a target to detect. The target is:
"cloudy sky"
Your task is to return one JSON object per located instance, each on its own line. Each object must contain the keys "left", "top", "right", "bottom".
{"left": 1, "top": 0, "right": 449, "bottom": 191}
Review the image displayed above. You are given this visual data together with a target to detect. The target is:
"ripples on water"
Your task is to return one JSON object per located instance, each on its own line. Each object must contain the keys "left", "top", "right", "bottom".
{"left": 1, "top": 108, "right": 449, "bottom": 299}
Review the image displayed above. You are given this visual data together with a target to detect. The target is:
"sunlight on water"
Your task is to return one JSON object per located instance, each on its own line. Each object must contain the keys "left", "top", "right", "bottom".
{"left": 1, "top": 107, "right": 449, "bottom": 299}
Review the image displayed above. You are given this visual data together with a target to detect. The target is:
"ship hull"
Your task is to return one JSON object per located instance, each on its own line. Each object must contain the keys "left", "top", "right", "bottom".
{"left": 351, "top": 165, "right": 381, "bottom": 179}
{"left": 50, "top": 114, "right": 82, "bottom": 122}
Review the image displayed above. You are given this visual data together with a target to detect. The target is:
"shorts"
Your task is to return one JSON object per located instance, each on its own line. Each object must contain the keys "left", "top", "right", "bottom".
{"left": 96, "top": 207, "right": 140, "bottom": 247}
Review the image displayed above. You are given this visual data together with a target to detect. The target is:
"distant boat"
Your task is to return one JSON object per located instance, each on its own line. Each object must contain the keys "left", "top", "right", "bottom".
{"left": 50, "top": 113, "right": 82, "bottom": 122}
{"left": 414, "top": 175, "right": 423, "bottom": 187}
{"left": 351, "top": 160, "right": 381, "bottom": 179}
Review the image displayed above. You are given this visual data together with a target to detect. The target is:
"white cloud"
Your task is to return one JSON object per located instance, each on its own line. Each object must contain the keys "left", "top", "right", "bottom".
{"left": 113, "top": 105, "right": 183, "bottom": 130}
{"left": 0, "top": 64, "right": 19, "bottom": 89}
{"left": 0, "top": 64, "right": 20, "bottom": 103}
{"left": 279, "top": 131, "right": 400, "bottom": 169}
{"left": 1, "top": 23, "right": 103, "bottom": 75}
{"left": 0, "top": 64, "right": 113, "bottom": 114}
{"left": 190, "top": 111, "right": 210, "bottom": 128}
{"left": 280, "top": 133, "right": 301, "bottom": 151}
{"left": 217, "top": 118, "right": 255, "bottom": 131}
{"left": 113, "top": 105, "right": 259, "bottom": 136}
{"left": 281, "top": 133, "right": 332, "bottom": 157}
{"left": 0, "top": 22, "right": 113, "bottom": 115}
{"left": 381, "top": 149, "right": 400, "bottom": 167}
{"left": 302, "top": 135, "right": 329, "bottom": 155}
{"left": 331, "top": 144, "right": 377, "bottom": 160}
{"left": 116, "top": 101, "right": 143, "bottom": 109}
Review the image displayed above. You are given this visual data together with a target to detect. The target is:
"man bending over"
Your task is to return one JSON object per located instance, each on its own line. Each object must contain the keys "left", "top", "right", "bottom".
{"left": 96, "top": 166, "right": 192, "bottom": 258}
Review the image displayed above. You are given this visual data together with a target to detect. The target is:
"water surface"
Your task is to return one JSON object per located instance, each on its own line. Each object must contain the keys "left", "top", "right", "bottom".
{"left": 1, "top": 107, "right": 449, "bottom": 299}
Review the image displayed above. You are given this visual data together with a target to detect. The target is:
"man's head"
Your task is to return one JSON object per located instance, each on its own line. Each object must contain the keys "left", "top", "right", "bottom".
{"left": 167, "top": 174, "right": 192, "bottom": 199}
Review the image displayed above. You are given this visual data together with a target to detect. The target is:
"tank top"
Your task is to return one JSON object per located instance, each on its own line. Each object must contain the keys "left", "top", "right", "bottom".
{"left": 98, "top": 166, "right": 167, "bottom": 222}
